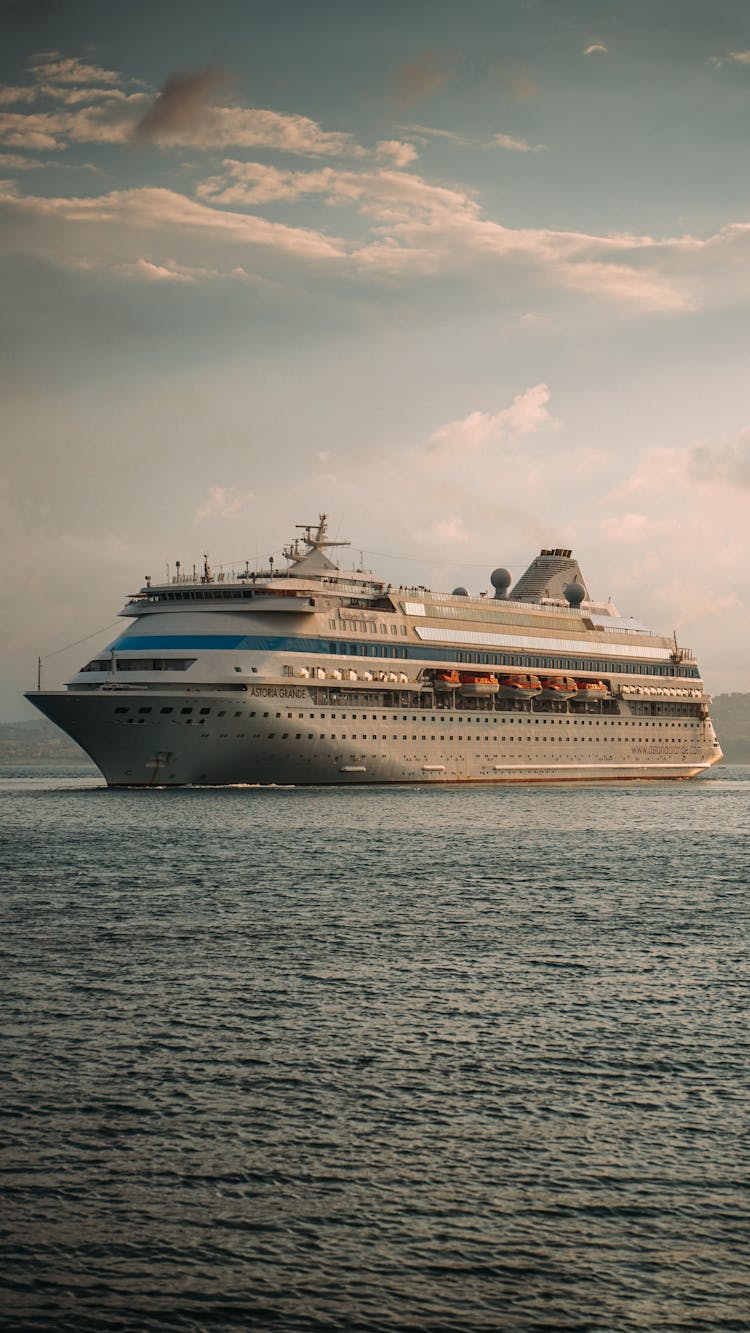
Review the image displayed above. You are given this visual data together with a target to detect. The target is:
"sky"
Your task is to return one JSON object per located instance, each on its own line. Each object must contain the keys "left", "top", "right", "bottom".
{"left": 2, "top": 0, "right": 750, "bottom": 718}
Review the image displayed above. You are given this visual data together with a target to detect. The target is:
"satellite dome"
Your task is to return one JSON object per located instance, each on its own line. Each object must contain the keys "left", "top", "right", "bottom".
{"left": 452, "top": 586, "right": 469, "bottom": 597}
{"left": 491, "top": 567, "right": 511, "bottom": 599}
{"left": 564, "top": 580, "right": 586, "bottom": 608}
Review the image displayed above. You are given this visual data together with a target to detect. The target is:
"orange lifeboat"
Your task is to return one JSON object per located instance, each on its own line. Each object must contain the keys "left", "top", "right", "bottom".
{"left": 499, "top": 673, "right": 542, "bottom": 700}
{"left": 458, "top": 672, "right": 499, "bottom": 697}
{"left": 575, "top": 679, "right": 608, "bottom": 698}
{"left": 434, "top": 670, "right": 461, "bottom": 692}
{"left": 539, "top": 675, "right": 578, "bottom": 701}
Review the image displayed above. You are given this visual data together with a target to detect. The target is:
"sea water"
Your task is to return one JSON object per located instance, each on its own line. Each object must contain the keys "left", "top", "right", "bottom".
{"left": 1, "top": 766, "right": 748, "bottom": 1331}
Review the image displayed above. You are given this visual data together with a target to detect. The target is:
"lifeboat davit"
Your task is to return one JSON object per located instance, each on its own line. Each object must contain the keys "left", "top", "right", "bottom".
{"left": 500, "top": 673, "right": 542, "bottom": 700}
{"left": 575, "top": 679, "right": 609, "bottom": 698}
{"left": 458, "top": 672, "right": 499, "bottom": 697}
{"left": 434, "top": 670, "right": 461, "bottom": 692}
{"left": 539, "top": 675, "right": 578, "bottom": 701}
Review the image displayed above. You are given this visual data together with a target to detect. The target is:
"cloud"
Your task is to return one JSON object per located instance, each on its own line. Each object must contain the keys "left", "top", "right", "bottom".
{"left": 0, "top": 57, "right": 367, "bottom": 157}
{"left": 518, "top": 311, "right": 556, "bottom": 328}
{"left": 0, "top": 103, "right": 140, "bottom": 149}
{"left": 120, "top": 258, "right": 202, "bottom": 282}
{"left": 429, "top": 383, "right": 558, "bottom": 455}
{"left": 508, "top": 70, "right": 539, "bottom": 101}
{"left": 196, "top": 485, "right": 254, "bottom": 521}
{"left": 0, "top": 85, "right": 37, "bottom": 105}
{"left": 710, "top": 50, "right": 750, "bottom": 68}
{"left": 38, "top": 84, "right": 148, "bottom": 107}
{"left": 490, "top": 133, "right": 546, "bottom": 153}
{"left": 0, "top": 150, "right": 45, "bottom": 169}
{"left": 583, "top": 44, "right": 608, "bottom": 56}
{"left": 5, "top": 124, "right": 750, "bottom": 314}
{"left": 399, "top": 123, "right": 470, "bottom": 146}
{"left": 430, "top": 515, "right": 469, "bottom": 543}
{"left": 394, "top": 50, "right": 459, "bottom": 105}
{"left": 688, "top": 427, "right": 750, "bottom": 487}
{"left": 0, "top": 182, "right": 348, "bottom": 269}
{"left": 30, "top": 51, "right": 121, "bottom": 85}
{"left": 133, "top": 67, "right": 365, "bottom": 155}
{"left": 0, "top": 96, "right": 365, "bottom": 155}
{"left": 554, "top": 258, "right": 694, "bottom": 312}
{"left": 375, "top": 139, "right": 419, "bottom": 167}
{"left": 600, "top": 511, "right": 651, "bottom": 542}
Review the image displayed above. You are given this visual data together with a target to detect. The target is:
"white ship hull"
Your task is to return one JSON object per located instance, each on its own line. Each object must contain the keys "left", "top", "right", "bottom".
{"left": 28, "top": 686, "right": 720, "bottom": 787}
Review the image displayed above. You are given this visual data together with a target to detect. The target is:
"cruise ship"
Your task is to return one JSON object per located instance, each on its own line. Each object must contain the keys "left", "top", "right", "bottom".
{"left": 27, "top": 515, "right": 722, "bottom": 786}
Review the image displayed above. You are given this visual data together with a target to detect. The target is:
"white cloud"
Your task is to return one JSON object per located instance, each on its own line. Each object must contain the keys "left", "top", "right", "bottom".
{"left": 518, "top": 311, "right": 556, "bottom": 328}
{"left": 431, "top": 515, "right": 469, "bottom": 543}
{"left": 490, "top": 133, "right": 547, "bottom": 153}
{"left": 554, "top": 258, "right": 694, "bottom": 312}
{"left": 121, "top": 258, "right": 201, "bottom": 282}
{"left": 0, "top": 63, "right": 366, "bottom": 157}
{"left": 688, "top": 427, "right": 750, "bottom": 487}
{"left": 137, "top": 101, "right": 366, "bottom": 156}
{"left": 196, "top": 485, "right": 255, "bottom": 521}
{"left": 399, "top": 123, "right": 470, "bottom": 146}
{"left": 0, "top": 151, "right": 44, "bottom": 170}
{"left": 29, "top": 52, "right": 121, "bottom": 86}
{"left": 375, "top": 139, "right": 419, "bottom": 167}
{"left": 0, "top": 182, "right": 347, "bottom": 269}
{"left": 0, "top": 86, "right": 37, "bottom": 106}
{"left": 0, "top": 104, "right": 139, "bottom": 149}
{"left": 429, "top": 384, "right": 558, "bottom": 455}
{"left": 711, "top": 50, "right": 750, "bottom": 68}
{"left": 599, "top": 511, "right": 651, "bottom": 542}
{"left": 6, "top": 102, "right": 750, "bottom": 315}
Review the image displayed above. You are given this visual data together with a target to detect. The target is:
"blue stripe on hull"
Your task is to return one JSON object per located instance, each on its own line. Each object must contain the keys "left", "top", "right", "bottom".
{"left": 109, "top": 632, "right": 697, "bottom": 680}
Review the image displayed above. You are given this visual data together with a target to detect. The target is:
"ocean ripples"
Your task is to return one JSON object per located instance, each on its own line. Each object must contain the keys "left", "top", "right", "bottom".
{"left": 1, "top": 769, "right": 749, "bottom": 1329}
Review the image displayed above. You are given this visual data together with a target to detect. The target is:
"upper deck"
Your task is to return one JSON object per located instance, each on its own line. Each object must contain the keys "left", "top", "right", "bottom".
{"left": 117, "top": 514, "right": 695, "bottom": 665}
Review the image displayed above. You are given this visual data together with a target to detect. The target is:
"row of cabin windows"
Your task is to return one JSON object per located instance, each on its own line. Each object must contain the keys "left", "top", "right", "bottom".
{"left": 82, "top": 657, "right": 196, "bottom": 672}
{"left": 328, "top": 641, "right": 409, "bottom": 659}
{"left": 449, "top": 650, "right": 692, "bottom": 677}
{"left": 326, "top": 644, "right": 697, "bottom": 677}
{"left": 329, "top": 620, "right": 408, "bottom": 636}
{"left": 114, "top": 704, "right": 698, "bottom": 727}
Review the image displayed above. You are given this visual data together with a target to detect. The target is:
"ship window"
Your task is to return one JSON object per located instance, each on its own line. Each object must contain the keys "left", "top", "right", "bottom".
{"left": 160, "top": 706, "right": 174, "bottom": 714}
{"left": 181, "top": 706, "right": 193, "bottom": 714}
{"left": 138, "top": 706, "right": 152, "bottom": 714}
{"left": 199, "top": 707, "right": 211, "bottom": 715}
{"left": 234, "top": 711, "right": 241, "bottom": 717}
{"left": 115, "top": 706, "right": 129, "bottom": 714}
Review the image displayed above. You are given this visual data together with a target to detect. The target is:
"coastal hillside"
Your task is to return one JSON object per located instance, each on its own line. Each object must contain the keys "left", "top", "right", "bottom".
{"left": 709, "top": 693, "right": 750, "bottom": 763}
{"left": 0, "top": 719, "right": 91, "bottom": 764}
{"left": 2, "top": 696, "right": 750, "bottom": 764}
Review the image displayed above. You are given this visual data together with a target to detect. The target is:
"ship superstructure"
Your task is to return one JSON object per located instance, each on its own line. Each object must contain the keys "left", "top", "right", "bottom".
{"left": 27, "top": 515, "right": 722, "bottom": 786}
